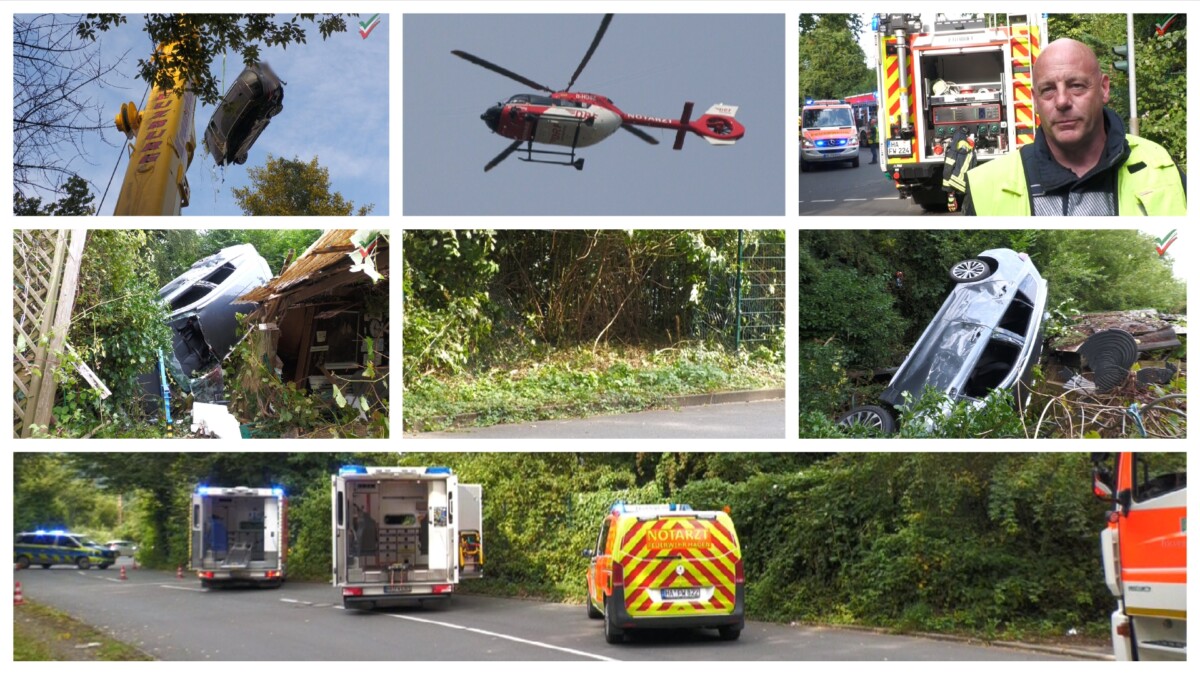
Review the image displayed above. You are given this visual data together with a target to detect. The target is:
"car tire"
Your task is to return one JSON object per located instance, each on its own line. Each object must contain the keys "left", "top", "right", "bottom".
{"left": 949, "top": 258, "right": 994, "bottom": 283}
{"left": 718, "top": 626, "right": 742, "bottom": 641}
{"left": 851, "top": 157, "right": 860, "bottom": 168}
{"left": 586, "top": 596, "right": 603, "bottom": 619}
{"left": 41, "top": 563, "right": 52, "bottom": 570}
{"left": 837, "top": 405, "right": 897, "bottom": 433}
{"left": 15, "top": 555, "right": 31, "bottom": 570}
{"left": 99, "top": 564, "right": 110, "bottom": 570}
{"left": 800, "top": 158, "right": 810, "bottom": 173}
{"left": 603, "top": 595, "right": 624, "bottom": 644}
{"left": 76, "top": 557, "right": 90, "bottom": 570}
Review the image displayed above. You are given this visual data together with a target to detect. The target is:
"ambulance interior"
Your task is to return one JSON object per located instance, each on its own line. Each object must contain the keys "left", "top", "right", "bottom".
{"left": 342, "top": 478, "right": 451, "bottom": 584}
{"left": 195, "top": 494, "right": 278, "bottom": 570}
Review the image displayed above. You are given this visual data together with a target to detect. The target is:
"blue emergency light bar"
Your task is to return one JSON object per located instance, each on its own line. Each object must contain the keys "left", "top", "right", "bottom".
{"left": 426, "top": 467, "right": 451, "bottom": 475}
{"left": 339, "top": 465, "right": 368, "bottom": 475}
{"left": 272, "top": 487, "right": 285, "bottom": 497}
{"left": 196, "top": 486, "right": 211, "bottom": 495}
{"left": 610, "top": 502, "right": 693, "bottom": 513}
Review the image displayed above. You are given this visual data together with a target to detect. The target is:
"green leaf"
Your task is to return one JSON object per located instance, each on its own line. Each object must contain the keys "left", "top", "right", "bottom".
{"left": 333, "top": 384, "right": 347, "bottom": 408}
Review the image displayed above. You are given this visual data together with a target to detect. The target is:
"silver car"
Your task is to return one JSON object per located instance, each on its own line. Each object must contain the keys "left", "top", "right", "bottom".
{"left": 106, "top": 540, "right": 138, "bottom": 557}
{"left": 839, "top": 248, "right": 1049, "bottom": 432}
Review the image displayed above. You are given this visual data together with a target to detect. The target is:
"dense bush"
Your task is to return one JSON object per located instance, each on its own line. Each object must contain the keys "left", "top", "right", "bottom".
{"left": 17, "top": 452, "right": 1117, "bottom": 639}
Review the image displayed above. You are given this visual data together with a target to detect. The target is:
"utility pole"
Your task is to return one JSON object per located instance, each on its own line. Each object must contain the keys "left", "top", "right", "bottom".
{"left": 1125, "top": 13, "right": 1138, "bottom": 136}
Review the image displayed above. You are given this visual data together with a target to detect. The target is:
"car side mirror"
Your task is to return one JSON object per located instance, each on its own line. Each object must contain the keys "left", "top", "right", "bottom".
{"left": 1091, "top": 466, "right": 1114, "bottom": 500}
{"left": 581, "top": 549, "right": 594, "bottom": 559}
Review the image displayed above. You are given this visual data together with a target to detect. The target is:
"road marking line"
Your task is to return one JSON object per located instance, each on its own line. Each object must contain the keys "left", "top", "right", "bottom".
{"left": 99, "top": 577, "right": 122, "bottom": 583}
{"left": 873, "top": 197, "right": 901, "bottom": 200}
{"left": 380, "top": 612, "right": 617, "bottom": 661}
{"left": 844, "top": 198, "right": 867, "bottom": 201}
{"left": 811, "top": 199, "right": 835, "bottom": 203}
{"left": 160, "top": 584, "right": 207, "bottom": 592}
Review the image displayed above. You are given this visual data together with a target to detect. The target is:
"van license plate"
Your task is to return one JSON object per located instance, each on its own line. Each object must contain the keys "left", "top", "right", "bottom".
{"left": 661, "top": 588, "right": 702, "bottom": 600}
{"left": 887, "top": 140, "right": 912, "bottom": 157}
{"left": 386, "top": 585, "right": 412, "bottom": 593}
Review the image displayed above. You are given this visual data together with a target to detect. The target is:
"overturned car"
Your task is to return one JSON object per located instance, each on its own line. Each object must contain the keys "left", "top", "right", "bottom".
{"left": 204, "top": 63, "right": 284, "bottom": 166}
{"left": 140, "top": 244, "right": 272, "bottom": 405}
{"left": 839, "top": 248, "right": 1049, "bottom": 433}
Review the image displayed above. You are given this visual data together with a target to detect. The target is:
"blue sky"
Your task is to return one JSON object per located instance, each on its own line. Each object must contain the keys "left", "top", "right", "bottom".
{"left": 403, "top": 14, "right": 785, "bottom": 216}
{"left": 15, "top": 13, "right": 389, "bottom": 216}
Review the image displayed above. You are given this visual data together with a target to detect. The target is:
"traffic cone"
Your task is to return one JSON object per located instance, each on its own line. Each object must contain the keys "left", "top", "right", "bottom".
{"left": 176, "top": 565, "right": 183, "bottom": 579}
{"left": 120, "top": 566, "right": 127, "bottom": 581}
{"left": 14, "top": 581, "right": 24, "bottom": 606}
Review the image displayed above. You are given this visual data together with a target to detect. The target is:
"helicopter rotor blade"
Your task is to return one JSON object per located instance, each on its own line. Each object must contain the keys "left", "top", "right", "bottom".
{"left": 452, "top": 50, "right": 554, "bottom": 93}
{"left": 621, "top": 124, "right": 660, "bottom": 145}
{"left": 565, "top": 14, "right": 613, "bottom": 91}
{"left": 484, "top": 140, "right": 523, "bottom": 172}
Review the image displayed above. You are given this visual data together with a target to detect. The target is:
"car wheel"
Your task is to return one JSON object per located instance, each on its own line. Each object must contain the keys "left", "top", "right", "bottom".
{"left": 851, "top": 157, "right": 860, "bottom": 168}
{"left": 603, "top": 595, "right": 624, "bottom": 644}
{"left": 586, "top": 595, "right": 603, "bottom": 619}
{"left": 41, "top": 563, "right": 52, "bottom": 570}
{"left": 837, "top": 405, "right": 897, "bottom": 433}
{"left": 800, "top": 158, "right": 810, "bottom": 173}
{"left": 949, "top": 258, "right": 994, "bottom": 283}
{"left": 15, "top": 555, "right": 31, "bottom": 570}
{"left": 99, "top": 564, "right": 110, "bottom": 570}
{"left": 76, "top": 557, "right": 90, "bottom": 570}
{"left": 718, "top": 625, "right": 742, "bottom": 641}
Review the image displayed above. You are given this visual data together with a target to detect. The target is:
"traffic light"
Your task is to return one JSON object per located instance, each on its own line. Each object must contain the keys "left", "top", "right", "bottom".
{"left": 1112, "top": 45, "right": 1130, "bottom": 73}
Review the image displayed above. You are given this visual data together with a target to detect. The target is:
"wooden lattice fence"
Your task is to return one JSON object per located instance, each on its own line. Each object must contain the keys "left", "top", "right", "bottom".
{"left": 13, "top": 229, "right": 85, "bottom": 438}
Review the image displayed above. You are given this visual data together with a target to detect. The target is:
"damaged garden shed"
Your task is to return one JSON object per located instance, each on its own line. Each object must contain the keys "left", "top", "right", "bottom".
{"left": 234, "top": 230, "right": 389, "bottom": 422}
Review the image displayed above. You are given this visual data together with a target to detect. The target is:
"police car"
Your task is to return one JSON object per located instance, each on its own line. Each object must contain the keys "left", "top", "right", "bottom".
{"left": 14, "top": 530, "right": 117, "bottom": 570}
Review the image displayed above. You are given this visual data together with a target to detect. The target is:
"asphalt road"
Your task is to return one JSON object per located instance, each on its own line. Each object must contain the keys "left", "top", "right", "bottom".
{"left": 799, "top": 148, "right": 961, "bottom": 216}
{"left": 413, "top": 399, "right": 785, "bottom": 438}
{"left": 15, "top": 566, "right": 1087, "bottom": 661}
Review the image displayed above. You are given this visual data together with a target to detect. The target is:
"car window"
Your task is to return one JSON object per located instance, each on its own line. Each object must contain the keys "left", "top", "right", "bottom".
{"left": 595, "top": 518, "right": 611, "bottom": 556}
{"left": 1132, "top": 453, "right": 1187, "bottom": 501}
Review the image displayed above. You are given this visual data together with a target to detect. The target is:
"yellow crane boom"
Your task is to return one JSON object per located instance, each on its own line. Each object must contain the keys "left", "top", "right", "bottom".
{"left": 113, "top": 42, "right": 196, "bottom": 216}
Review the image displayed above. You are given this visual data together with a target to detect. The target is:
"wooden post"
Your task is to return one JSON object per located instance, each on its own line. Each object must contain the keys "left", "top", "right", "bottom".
{"left": 24, "top": 230, "right": 86, "bottom": 437}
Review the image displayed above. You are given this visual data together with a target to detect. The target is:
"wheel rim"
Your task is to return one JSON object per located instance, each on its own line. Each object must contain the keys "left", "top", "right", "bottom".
{"left": 843, "top": 409, "right": 885, "bottom": 429}
{"left": 951, "top": 260, "right": 987, "bottom": 281}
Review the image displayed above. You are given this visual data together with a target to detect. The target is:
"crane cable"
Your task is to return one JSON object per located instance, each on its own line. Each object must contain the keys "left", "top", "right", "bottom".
{"left": 94, "top": 80, "right": 150, "bottom": 215}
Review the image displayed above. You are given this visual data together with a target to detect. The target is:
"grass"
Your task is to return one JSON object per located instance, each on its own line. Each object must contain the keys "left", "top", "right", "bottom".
{"left": 404, "top": 343, "right": 783, "bottom": 431}
{"left": 13, "top": 600, "right": 153, "bottom": 661}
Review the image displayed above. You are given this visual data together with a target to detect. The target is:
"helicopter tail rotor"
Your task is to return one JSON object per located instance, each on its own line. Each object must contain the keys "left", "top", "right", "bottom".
{"left": 689, "top": 103, "right": 744, "bottom": 147}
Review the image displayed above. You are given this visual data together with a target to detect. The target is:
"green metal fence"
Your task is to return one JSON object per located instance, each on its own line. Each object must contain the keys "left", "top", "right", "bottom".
{"left": 693, "top": 231, "right": 786, "bottom": 351}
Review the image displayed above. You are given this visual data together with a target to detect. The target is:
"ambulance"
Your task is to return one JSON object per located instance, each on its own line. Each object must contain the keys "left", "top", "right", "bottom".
{"left": 1091, "top": 452, "right": 1186, "bottom": 660}
{"left": 583, "top": 502, "right": 744, "bottom": 643}
{"left": 800, "top": 99, "right": 860, "bottom": 171}
{"left": 332, "top": 466, "right": 484, "bottom": 610}
{"left": 189, "top": 485, "right": 288, "bottom": 588}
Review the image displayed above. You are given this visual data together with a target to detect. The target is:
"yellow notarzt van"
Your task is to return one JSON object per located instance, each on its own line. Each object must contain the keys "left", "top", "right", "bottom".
{"left": 583, "top": 502, "right": 744, "bottom": 643}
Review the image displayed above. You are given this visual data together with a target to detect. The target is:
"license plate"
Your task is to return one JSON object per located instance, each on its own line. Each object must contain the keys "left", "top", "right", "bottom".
{"left": 887, "top": 140, "right": 913, "bottom": 157}
{"left": 386, "top": 585, "right": 412, "bottom": 593}
{"left": 660, "top": 587, "right": 702, "bottom": 600}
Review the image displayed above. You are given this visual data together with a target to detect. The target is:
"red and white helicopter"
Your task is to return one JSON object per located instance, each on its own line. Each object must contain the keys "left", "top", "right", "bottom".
{"left": 452, "top": 14, "right": 745, "bottom": 171}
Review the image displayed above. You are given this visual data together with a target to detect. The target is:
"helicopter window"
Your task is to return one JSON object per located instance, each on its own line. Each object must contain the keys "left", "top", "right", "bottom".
{"left": 506, "top": 94, "right": 558, "bottom": 107}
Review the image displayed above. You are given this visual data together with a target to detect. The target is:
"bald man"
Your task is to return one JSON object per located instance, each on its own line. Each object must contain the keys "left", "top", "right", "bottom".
{"left": 963, "top": 38, "right": 1185, "bottom": 216}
